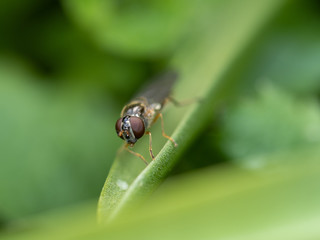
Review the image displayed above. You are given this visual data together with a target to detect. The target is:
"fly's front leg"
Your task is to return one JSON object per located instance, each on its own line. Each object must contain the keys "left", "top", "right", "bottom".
{"left": 159, "top": 113, "right": 178, "bottom": 147}
{"left": 166, "top": 96, "right": 201, "bottom": 107}
{"left": 124, "top": 143, "right": 149, "bottom": 165}
{"left": 145, "top": 131, "right": 155, "bottom": 160}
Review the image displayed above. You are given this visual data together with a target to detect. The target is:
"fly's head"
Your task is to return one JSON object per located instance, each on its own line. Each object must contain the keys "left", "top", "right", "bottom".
{"left": 115, "top": 115, "right": 145, "bottom": 145}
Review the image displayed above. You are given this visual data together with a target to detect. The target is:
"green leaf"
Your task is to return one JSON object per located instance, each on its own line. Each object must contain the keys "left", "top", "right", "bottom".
{"left": 103, "top": 147, "right": 320, "bottom": 240}
{"left": 98, "top": 0, "right": 288, "bottom": 222}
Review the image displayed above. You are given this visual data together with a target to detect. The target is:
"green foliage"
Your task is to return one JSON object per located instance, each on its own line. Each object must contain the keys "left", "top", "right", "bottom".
{"left": 244, "top": 2, "right": 320, "bottom": 95}
{"left": 63, "top": 0, "right": 196, "bottom": 57}
{"left": 97, "top": 0, "right": 287, "bottom": 222}
{"left": 1, "top": 0, "right": 320, "bottom": 239}
{"left": 221, "top": 85, "right": 320, "bottom": 162}
{"left": 3, "top": 147, "right": 320, "bottom": 240}
{"left": 0, "top": 59, "right": 118, "bottom": 219}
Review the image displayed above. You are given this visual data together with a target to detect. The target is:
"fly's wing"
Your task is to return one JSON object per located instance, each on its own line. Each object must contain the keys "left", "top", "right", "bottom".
{"left": 133, "top": 71, "right": 178, "bottom": 105}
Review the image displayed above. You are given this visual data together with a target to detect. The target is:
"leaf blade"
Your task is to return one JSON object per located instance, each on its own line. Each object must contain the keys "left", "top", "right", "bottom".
{"left": 98, "top": 0, "right": 288, "bottom": 222}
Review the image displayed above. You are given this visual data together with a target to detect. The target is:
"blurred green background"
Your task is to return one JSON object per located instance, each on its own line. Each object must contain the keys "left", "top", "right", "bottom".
{"left": 1, "top": 0, "right": 320, "bottom": 239}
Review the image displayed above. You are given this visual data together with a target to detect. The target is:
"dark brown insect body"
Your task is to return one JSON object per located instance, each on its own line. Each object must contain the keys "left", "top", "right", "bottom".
{"left": 115, "top": 71, "right": 178, "bottom": 164}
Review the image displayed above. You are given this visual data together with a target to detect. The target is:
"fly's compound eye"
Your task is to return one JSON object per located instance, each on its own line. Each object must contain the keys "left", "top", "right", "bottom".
{"left": 129, "top": 116, "right": 145, "bottom": 139}
{"left": 115, "top": 118, "right": 124, "bottom": 139}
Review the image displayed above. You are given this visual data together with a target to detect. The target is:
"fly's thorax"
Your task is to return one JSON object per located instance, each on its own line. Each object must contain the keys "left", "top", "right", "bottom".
{"left": 120, "top": 101, "right": 145, "bottom": 118}
{"left": 149, "top": 103, "right": 162, "bottom": 111}
{"left": 141, "top": 103, "right": 162, "bottom": 129}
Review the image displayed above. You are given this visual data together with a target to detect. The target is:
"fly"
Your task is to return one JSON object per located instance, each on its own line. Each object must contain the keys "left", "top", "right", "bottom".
{"left": 115, "top": 71, "right": 178, "bottom": 165}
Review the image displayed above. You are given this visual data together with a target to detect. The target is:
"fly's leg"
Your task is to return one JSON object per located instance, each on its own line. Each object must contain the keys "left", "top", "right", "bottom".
{"left": 145, "top": 131, "right": 155, "bottom": 160}
{"left": 124, "top": 144, "right": 149, "bottom": 165}
{"left": 159, "top": 113, "right": 178, "bottom": 147}
{"left": 166, "top": 96, "right": 201, "bottom": 107}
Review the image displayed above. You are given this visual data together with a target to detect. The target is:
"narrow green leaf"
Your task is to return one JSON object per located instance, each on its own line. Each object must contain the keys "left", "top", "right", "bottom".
{"left": 98, "top": 0, "right": 287, "bottom": 222}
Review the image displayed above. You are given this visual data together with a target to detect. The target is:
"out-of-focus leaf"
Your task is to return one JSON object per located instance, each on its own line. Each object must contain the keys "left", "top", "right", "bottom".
{"left": 6, "top": 8, "right": 146, "bottom": 98}
{"left": 0, "top": 0, "right": 40, "bottom": 32}
{"left": 62, "top": 0, "right": 196, "bottom": 57}
{"left": 180, "top": 1, "right": 320, "bottom": 173}
{"left": 239, "top": 1, "right": 320, "bottom": 95}
{"left": 2, "top": 146, "right": 320, "bottom": 240}
{"left": 0, "top": 59, "right": 118, "bottom": 220}
{"left": 220, "top": 84, "right": 320, "bottom": 163}
{"left": 98, "top": 0, "right": 287, "bottom": 223}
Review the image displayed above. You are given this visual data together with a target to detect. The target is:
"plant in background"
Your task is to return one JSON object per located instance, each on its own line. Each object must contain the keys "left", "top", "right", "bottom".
{"left": 1, "top": 0, "right": 320, "bottom": 239}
